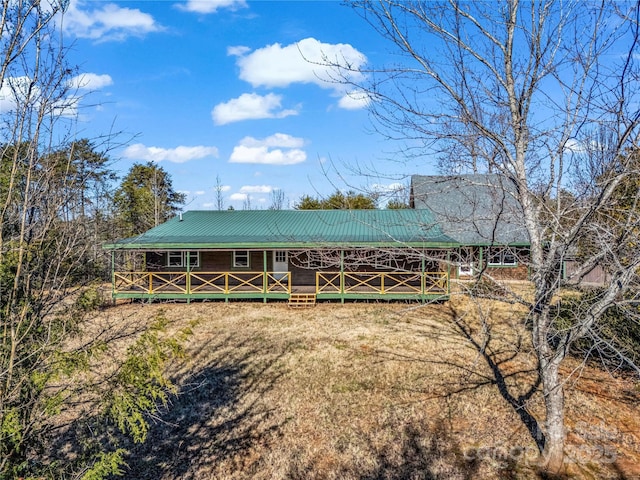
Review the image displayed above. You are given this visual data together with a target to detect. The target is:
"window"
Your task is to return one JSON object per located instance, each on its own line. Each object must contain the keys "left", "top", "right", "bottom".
{"left": 458, "top": 264, "right": 474, "bottom": 276}
{"left": 275, "top": 250, "right": 287, "bottom": 263}
{"left": 456, "top": 247, "right": 475, "bottom": 276}
{"left": 167, "top": 251, "right": 183, "bottom": 267}
{"left": 502, "top": 251, "right": 516, "bottom": 266}
{"left": 233, "top": 250, "right": 250, "bottom": 268}
{"left": 166, "top": 251, "right": 199, "bottom": 268}
{"left": 187, "top": 252, "right": 199, "bottom": 268}
{"left": 487, "top": 248, "right": 517, "bottom": 267}
{"left": 488, "top": 249, "right": 502, "bottom": 266}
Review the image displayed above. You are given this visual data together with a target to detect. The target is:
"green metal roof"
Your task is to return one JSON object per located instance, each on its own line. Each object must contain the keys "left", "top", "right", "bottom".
{"left": 104, "top": 209, "right": 457, "bottom": 250}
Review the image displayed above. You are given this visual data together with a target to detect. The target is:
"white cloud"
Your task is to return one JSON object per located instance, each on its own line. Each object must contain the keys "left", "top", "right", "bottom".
{"left": 230, "top": 146, "right": 306, "bottom": 165}
{"left": 52, "top": 98, "right": 80, "bottom": 118}
{"left": 0, "top": 76, "right": 30, "bottom": 114}
{"left": 338, "top": 89, "right": 371, "bottom": 110}
{"left": 63, "top": 1, "right": 161, "bottom": 42}
{"left": 239, "top": 185, "right": 272, "bottom": 194}
{"left": 212, "top": 92, "right": 298, "bottom": 125}
{"left": 242, "top": 132, "right": 304, "bottom": 149}
{"left": 2, "top": 72, "right": 113, "bottom": 117}
{"left": 216, "top": 184, "right": 232, "bottom": 192}
{"left": 372, "top": 182, "right": 407, "bottom": 207}
{"left": 176, "top": 0, "right": 247, "bottom": 14}
{"left": 195, "top": 190, "right": 206, "bottom": 195}
{"left": 68, "top": 73, "right": 113, "bottom": 91}
{"left": 123, "top": 143, "right": 219, "bottom": 163}
{"left": 202, "top": 202, "right": 215, "bottom": 207}
{"left": 371, "top": 182, "right": 405, "bottom": 193}
{"left": 230, "top": 37, "right": 367, "bottom": 109}
{"left": 229, "top": 134, "right": 306, "bottom": 165}
{"left": 229, "top": 193, "right": 248, "bottom": 201}
{"left": 0, "top": 76, "right": 78, "bottom": 117}
{"left": 564, "top": 138, "right": 599, "bottom": 154}
{"left": 227, "top": 45, "right": 251, "bottom": 56}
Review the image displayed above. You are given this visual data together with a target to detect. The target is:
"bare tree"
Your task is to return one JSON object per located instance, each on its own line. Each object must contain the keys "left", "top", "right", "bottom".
{"left": 0, "top": 2, "right": 184, "bottom": 477}
{"left": 214, "top": 174, "right": 226, "bottom": 210}
{"left": 345, "top": 0, "right": 640, "bottom": 472}
{"left": 269, "top": 188, "right": 286, "bottom": 210}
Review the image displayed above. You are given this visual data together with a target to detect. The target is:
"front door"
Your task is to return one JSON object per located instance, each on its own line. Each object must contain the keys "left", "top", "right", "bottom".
{"left": 273, "top": 250, "right": 288, "bottom": 280}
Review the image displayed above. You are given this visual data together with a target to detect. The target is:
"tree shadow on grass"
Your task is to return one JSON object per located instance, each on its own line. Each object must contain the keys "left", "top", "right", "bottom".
{"left": 358, "top": 302, "right": 547, "bottom": 478}
{"left": 122, "top": 333, "right": 287, "bottom": 479}
{"left": 360, "top": 418, "right": 481, "bottom": 480}
{"left": 286, "top": 417, "right": 480, "bottom": 480}
{"left": 445, "top": 302, "right": 545, "bottom": 452}
{"left": 371, "top": 301, "right": 640, "bottom": 479}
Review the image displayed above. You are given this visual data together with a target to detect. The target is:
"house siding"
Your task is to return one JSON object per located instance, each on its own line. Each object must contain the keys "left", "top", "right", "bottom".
{"left": 564, "top": 261, "right": 610, "bottom": 286}
{"left": 142, "top": 249, "right": 447, "bottom": 288}
{"left": 485, "top": 264, "right": 529, "bottom": 281}
{"left": 147, "top": 250, "right": 272, "bottom": 272}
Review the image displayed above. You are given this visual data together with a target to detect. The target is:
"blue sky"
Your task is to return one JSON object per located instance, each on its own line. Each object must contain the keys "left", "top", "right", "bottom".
{"left": 54, "top": 0, "right": 435, "bottom": 209}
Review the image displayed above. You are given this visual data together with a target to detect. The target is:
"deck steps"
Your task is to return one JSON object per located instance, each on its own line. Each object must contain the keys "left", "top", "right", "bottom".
{"left": 288, "top": 293, "right": 317, "bottom": 307}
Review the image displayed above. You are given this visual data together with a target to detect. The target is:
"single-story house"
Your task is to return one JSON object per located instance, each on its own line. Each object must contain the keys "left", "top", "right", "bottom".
{"left": 103, "top": 209, "right": 459, "bottom": 303}
{"left": 409, "top": 174, "right": 531, "bottom": 280}
{"left": 104, "top": 173, "right": 543, "bottom": 304}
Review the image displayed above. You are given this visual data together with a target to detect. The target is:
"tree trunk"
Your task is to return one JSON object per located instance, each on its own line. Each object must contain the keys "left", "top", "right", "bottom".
{"left": 538, "top": 323, "right": 566, "bottom": 473}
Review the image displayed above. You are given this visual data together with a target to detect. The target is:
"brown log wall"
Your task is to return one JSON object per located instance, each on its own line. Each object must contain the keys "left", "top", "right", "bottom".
{"left": 143, "top": 249, "right": 444, "bottom": 287}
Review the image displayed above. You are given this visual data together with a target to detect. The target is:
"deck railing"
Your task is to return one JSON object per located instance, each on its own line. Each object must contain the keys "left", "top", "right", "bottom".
{"left": 114, "top": 271, "right": 291, "bottom": 295}
{"left": 424, "top": 271, "right": 449, "bottom": 293}
{"left": 112, "top": 270, "right": 448, "bottom": 296}
{"left": 316, "top": 271, "right": 448, "bottom": 295}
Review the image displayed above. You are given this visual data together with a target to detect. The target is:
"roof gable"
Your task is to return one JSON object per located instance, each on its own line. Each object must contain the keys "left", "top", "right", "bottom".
{"left": 410, "top": 174, "right": 529, "bottom": 245}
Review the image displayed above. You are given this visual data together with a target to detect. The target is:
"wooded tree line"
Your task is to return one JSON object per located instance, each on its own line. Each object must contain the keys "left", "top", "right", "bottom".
{"left": 4, "top": 140, "right": 186, "bottom": 260}
{"left": 0, "top": 2, "right": 189, "bottom": 478}
{"left": 294, "top": 189, "right": 407, "bottom": 209}
{"left": 1, "top": 142, "right": 186, "bottom": 280}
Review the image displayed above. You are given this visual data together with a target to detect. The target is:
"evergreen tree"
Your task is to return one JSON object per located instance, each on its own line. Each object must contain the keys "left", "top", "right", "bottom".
{"left": 295, "top": 190, "right": 377, "bottom": 209}
{"left": 386, "top": 200, "right": 409, "bottom": 209}
{"left": 114, "top": 162, "right": 186, "bottom": 236}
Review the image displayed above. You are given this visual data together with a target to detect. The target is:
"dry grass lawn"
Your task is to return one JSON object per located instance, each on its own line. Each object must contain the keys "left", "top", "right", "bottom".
{"left": 84, "top": 296, "right": 639, "bottom": 479}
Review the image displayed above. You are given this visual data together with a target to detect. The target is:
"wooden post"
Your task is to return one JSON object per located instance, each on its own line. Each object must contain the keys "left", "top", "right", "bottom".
{"left": 340, "top": 250, "right": 345, "bottom": 304}
{"left": 421, "top": 254, "right": 425, "bottom": 299}
{"left": 111, "top": 250, "right": 116, "bottom": 298}
{"left": 446, "top": 249, "right": 451, "bottom": 295}
{"left": 263, "top": 250, "right": 267, "bottom": 303}
{"left": 186, "top": 251, "right": 191, "bottom": 303}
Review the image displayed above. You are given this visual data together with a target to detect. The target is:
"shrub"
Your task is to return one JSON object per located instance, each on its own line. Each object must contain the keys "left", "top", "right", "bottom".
{"left": 555, "top": 288, "right": 640, "bottom": 370}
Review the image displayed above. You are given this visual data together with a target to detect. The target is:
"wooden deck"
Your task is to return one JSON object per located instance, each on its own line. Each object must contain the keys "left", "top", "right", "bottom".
{"left": 112, "top": 270, "right": 449, "bottom": 301}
